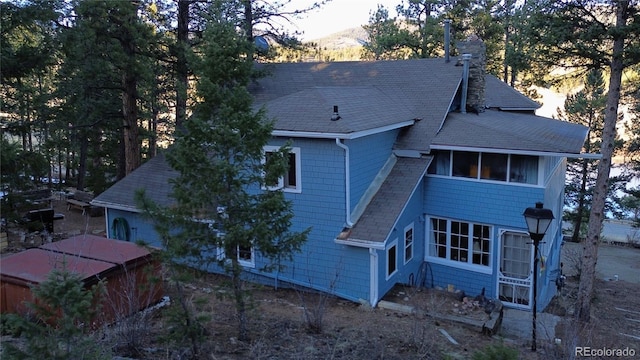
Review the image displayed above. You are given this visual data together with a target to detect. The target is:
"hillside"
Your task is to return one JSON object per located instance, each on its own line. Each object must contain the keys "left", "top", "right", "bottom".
{"left": 305, "top": 26, "right": 368, "bottom": 50}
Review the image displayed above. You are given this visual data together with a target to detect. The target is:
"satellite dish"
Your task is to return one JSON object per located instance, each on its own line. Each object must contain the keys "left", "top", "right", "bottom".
{"left": 254, "top": 36, "right": 269, "bottom": 54}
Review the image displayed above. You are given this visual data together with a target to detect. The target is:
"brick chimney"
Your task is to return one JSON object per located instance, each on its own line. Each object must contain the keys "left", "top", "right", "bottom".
{"left": 457, "top": 35, "right": 486, "bottom": 113}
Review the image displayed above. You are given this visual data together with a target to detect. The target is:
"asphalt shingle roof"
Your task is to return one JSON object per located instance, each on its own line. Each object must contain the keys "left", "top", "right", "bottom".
{"left": 346, "top": 156, "right": 431, "bottom": 243}
{"left": 433, "top": 109, "right": 588, "bottom": 154}
{"left": 92, "top": 153, "right": 177, "bottom": 211}
{"left": 484, "top": 76, "right": 541, "bottom": 110}
{"left": 251, "top": 59, "right": 463, "bottom": 151}
{"left": 260, "top": 86, "right": 418, "bottom": 134}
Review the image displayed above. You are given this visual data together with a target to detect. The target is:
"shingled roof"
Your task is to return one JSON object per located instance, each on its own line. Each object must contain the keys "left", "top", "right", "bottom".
{"left": 339, "top": 156, "right": 432, "bottom": 246}
{"left": 433, "top": 109, "right": 589, "bottom": 154}
{"left": 251, "top": 59, "right": 463, "bottom": 151}
{"left": 92, "top": 153, "right": 177, "bottom": 212}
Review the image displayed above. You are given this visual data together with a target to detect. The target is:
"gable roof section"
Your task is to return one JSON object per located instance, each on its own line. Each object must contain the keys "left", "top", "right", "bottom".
{"left": 432, "top": 109, "right": 588, "bottom": 155}
{"left": 337, "top": 156, "right": 431, "bottom": 248}
{"left": 484, "top": 75, "right": 540, "bottom": 111}
{"left": 251, "top": 59, "right": 463, "bottom": 151}
{"left": 92, "top": 153, "right": 177, "bottom": 212}
{"left": 260, "top": 86, "right": 417, "bottom": 137}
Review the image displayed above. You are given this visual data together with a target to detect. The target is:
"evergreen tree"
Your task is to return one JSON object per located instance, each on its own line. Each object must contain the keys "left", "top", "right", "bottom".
{"left": 528, "top": 0, "right": 640, "bottom": 322}
{"left": 560, "top": 70, "right": 610, "bottom": 242}
{"left": 138, "top": 9, "right": 308, "bottom": 343}
{"left": 3, "top": 267, "right": 109, "bottom": 360}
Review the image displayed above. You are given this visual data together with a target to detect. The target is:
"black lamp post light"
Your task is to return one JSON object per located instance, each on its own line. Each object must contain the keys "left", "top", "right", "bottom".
{"left": 522, "top": 202, "right": 554, "bottom": 352}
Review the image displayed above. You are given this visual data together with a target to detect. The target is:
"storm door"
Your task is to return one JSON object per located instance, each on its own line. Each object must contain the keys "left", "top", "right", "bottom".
{"left": 497, "top": 231, "right": 532, "bottom": 309}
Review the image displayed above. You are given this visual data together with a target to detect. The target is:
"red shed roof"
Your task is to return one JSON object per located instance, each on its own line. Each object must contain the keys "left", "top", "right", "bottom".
{"left": 0, "top": 248, "right": 113, "bottom": 286}
{"left": 40, "top": 234, "right": 151, "bottom": 266}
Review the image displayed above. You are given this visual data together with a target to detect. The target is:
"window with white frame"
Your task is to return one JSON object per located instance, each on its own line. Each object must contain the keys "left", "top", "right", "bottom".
{"left": 264, "top": 146, "right": 301, "bottom": 193}
{"left": 429, "top": 217, "right": 491, "bottom": 267}
{"left": 427, "top": 150, "right": 538, "bottom": 185}
{"left": 386, "top": 240, "right": 398, "bottom": 279}
{"left": 404, "top": 223, "right": 414, "bottom": 264}
{"left": 237, "top": 243, "right": 255, "bottom": 268}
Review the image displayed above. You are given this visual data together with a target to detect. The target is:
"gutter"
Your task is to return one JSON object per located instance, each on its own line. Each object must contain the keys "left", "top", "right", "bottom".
{"left": 429, "top": 144, "right": 602, "bottom": 159}
{"left": 335, "top": 139, "right": 354, "bottom": 227}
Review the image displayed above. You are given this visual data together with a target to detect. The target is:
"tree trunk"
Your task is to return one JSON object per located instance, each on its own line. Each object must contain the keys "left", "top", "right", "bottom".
{"left": 575, "top": 0, "right": 627, "bottom": 322}
{"left": 175, "top": 0, "right": 190, "bottom": 129}
{"left": 231, "top": 253, "right": 248, "bottom": 341}
{"left": 571, "top": 158, "right": 590, "bottom": 242}
{"left": 122, "top": 71, "right": 140, "bottom": 175}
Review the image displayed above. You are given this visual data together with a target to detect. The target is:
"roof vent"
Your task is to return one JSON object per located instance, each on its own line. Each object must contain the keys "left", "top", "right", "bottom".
{"left": 331, "top": 105, "right": 341, "bottom": 121}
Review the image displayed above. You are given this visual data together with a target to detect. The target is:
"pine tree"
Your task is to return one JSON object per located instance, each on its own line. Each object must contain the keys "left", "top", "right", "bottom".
{"left": 3, "top": 267, "right": 109, "bottom": 359}
{"left": 137, "top": 9, "right": 308, "bottom": 343}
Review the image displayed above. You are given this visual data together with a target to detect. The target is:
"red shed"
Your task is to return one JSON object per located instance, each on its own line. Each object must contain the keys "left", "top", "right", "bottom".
{"left": 1, "top": 235, "right": 163, "bottom": 326}
{"left": 0, "top": 248, "right": 113, "bottom": 315}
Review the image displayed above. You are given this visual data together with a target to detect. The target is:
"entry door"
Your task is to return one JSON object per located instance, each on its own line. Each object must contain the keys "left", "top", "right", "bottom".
{"left": 497, "top": 231, "right": 532, "bottom": 309}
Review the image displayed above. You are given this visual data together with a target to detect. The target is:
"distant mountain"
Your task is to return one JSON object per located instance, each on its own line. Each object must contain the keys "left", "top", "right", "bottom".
{"left": 306, "top": 27, "right": 368, "bottom": 50}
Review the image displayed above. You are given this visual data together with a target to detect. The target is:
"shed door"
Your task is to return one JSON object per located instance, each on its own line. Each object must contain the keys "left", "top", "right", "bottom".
{"left": 497, "top": 231, "right": 532, "bottom": 309}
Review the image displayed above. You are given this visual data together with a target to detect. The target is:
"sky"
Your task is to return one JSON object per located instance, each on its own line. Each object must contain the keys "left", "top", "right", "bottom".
{"left": 284, "top": 0, "right": 400, "bottom": 41}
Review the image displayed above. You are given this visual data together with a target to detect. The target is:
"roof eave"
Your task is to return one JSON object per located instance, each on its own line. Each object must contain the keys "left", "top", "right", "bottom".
{"left": 90, "top": 200, "right": 141, "bottom": 213}
{"left": 334, "top": 237, "right": 386, "bottom": 249}
{"left": 273, "top": 120, "right": 415, "bottom": 140}
{"left": 429, "top": 144, "right": 601, "bottom": 159}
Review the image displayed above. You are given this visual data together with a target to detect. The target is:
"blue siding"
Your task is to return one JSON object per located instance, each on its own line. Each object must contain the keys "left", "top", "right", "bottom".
{"left": 423, "top": 176, "right": 544, "bottom": 300}
{"left": 378, "top": 180, "right": 425, "bottom": 299}
{"left": 426, "top": 262, "right": 493, "bottom": 296}
{"left": 424, "top": 176, "right": 544, "bottom": 228}
{"left": 346, "top": 131, "right": 398, "bottom": 213}
{"left": 106, "top": 209, "right": 162, "bottom": 248}
{"left": 271, "top": 137, "right": 371, "bottom": 301}
{"left": 422, "top": 156, "right": 567, "bottom": 310}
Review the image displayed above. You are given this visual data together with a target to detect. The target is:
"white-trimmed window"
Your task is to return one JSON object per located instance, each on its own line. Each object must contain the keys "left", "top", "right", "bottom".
{"left": 264, "top": 146, "right": 301, "bottom": 193}
{"left": 428, "top": 217, "right": 491, "bottom": 268}
{"left": 386, "top": 240, "right": 398, "bottom": 279}
{"left": 427, "top": 150, "right": 539, "bottom": 185}
{"left": 404, "top": 223, "right": 414, "bottom": 264}
{"left": 237, "top": 243, "right": 255, "bottom": 268}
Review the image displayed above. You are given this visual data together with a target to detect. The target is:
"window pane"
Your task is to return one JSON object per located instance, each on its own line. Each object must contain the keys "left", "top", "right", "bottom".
{"left": 239, "top": 245, "right": 252, "bottom": 260}
{"left": 472, "top": 224, "right": 490, "bottom": 266}
{"left": 285, "top": 152, "right": 296, "bottom": 188}
{"left": 450, "top": 221, "right": 469, "bottom": 262}
{"left": 387, "top": 244, "right": 397, "bottom": 276}
{"left": 480, "top": 153, "right": 508, "bottom": 181}
{"left": 428, "top": 150, "right": 451, "bottom": 175}
{"left": 431, "top": 218, "right": 447, "bottom": 258}
{"left": 405, "top": 227, "right": 413, "bottom": 261}
{"left": 510, "top": 155, "right": 538, "bottom": 184}
{"left": 453, "top": 151, "right": 479, "bottom": 178}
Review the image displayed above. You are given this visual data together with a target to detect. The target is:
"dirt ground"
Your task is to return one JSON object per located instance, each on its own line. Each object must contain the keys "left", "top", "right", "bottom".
{"left": 2, "top": 201, "right": 640, "bottom": 359}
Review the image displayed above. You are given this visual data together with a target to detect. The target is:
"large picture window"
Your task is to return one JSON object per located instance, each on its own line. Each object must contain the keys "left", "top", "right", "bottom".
{"left": 264, "top": 146, "right": 302, "bottom": 193}
{"left": 428, "top": 217, "right": 491, "bottom": 268}
{"left": 428, "top": 150, "right": 538, "bottom": 185}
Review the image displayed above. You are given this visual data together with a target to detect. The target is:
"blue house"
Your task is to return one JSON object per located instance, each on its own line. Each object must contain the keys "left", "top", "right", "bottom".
{"left": 92, "top": 39, "right": 589, "bottom": 311}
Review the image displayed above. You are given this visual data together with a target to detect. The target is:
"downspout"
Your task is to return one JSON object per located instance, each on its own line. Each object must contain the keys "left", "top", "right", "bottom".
{"left": 369, "top": 248, "right": 379, "bottom": 306}
{"left": 335, "top": 138, "right": 353, "bottom": 227}
{"left": 460, "top": 53, "right": 472, "bottom": 114}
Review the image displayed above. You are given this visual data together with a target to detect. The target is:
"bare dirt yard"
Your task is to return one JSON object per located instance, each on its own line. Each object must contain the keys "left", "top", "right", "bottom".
{"left": 2, "top": 200, "right": 639, "bottom": 359}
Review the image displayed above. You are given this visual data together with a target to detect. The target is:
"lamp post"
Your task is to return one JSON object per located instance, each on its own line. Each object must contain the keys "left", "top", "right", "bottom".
{"left": 523, "top": 202, "right": 554, "bottom": 352}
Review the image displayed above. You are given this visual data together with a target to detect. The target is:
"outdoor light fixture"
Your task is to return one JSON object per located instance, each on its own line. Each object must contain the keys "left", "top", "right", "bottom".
{"left": 522, "top": 202, "right": 554, "bottom": 352}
